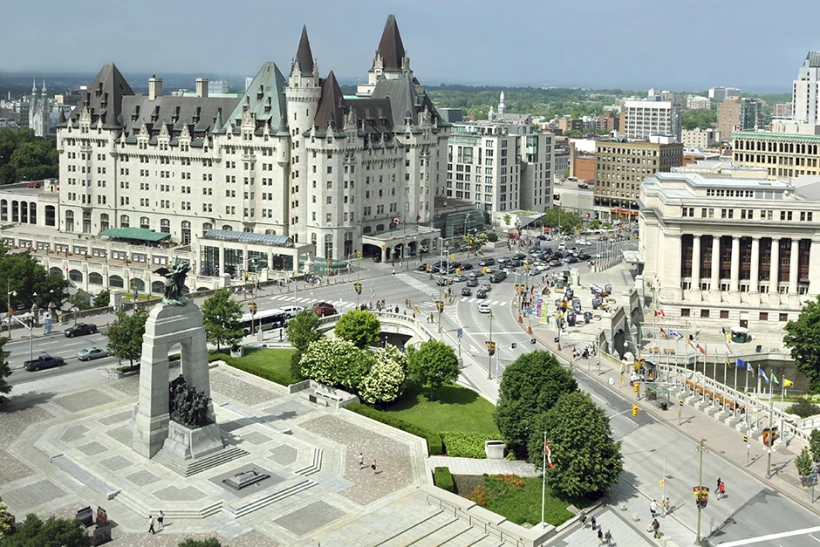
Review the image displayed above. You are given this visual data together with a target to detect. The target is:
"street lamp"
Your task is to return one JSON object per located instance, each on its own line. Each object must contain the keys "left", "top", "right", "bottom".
{"left": 7, "top": 280, "right": 16, "bottom": 339}
{"left": 488, "top": 311, "right": 494, "bottom": 379}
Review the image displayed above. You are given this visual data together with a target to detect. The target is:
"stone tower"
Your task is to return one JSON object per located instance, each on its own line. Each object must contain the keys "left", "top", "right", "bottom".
{"left": 285, "top": 25, "right": 322, "bottom": 137}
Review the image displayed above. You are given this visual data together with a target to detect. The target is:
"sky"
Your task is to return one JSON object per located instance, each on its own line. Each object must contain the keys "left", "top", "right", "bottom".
{"left": 1, "top": 0, "right": 815, "bottom": 91}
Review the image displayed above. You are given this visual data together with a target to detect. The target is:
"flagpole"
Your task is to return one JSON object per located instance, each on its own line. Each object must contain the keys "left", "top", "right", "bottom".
{"left": 733, "top": 357, "right": 738, "bottom": 391}
{"left": 723, "top": 354, "right": 728, "bottom": 412}
{"left": 780, "top": 377, "right": 785, "bottom": 441}
{"left": 541, "top": 432, "right": 547, "bottom": 527}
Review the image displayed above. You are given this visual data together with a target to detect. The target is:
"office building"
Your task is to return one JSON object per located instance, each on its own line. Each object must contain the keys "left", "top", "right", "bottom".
{"left": 682, "top": 128, "right": 719, "bottom": 149}
{"left": 686, "top": 96, "right": 711, "bottom": 110}
{"left": 732, "top": 124, "right": 820, "bottom": 179}
{"left": 622, "top": 99, "right": 682, "bottom": 142}
{"left": 640, "top": 172, "right": 820, "bottom": 329}
{"left": 593, "top": 136, "right": 683, "bottom": 219}
{"left": 598, "top": 112, "right": 619, "bottom": 132}
{"left": 709, "top": 86, "right": 741, "bottom": 101}
{"left": 792, "top": 51, "right": 820, "bottom": 125}
{"left": 718, "top": 97, "right": 762, "bottom": 141}
{"left": 773, "top": 103, "right": 793, "bottom": 118}
{"left": 208, "top": 80, "right": 231, "bottom": 95}
{"left": 446, "top": 122, "right": 553, "bottom": 212}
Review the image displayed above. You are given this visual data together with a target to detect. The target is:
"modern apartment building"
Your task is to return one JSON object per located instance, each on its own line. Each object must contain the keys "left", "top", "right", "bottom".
{"left": 593, "top": 136, "right": 683, "bottom": 219}
{"left": 773, "top": 103, "right": 793, "bottom": 118}
{"left": 446, "top": 122, "right": 553, "bottom": 213}
{"left": 792, "top": 51, "right": 820, "bottom": 125}
{"left": 686, "top": 96, "right": 711, "bottom": 110}
{"left": 717, "top": 97, "right": 762, "bottom": 140}
{"left": 640, "top": 172, "right": 820, "bottom": 330}
{"left": 621, "top": 99, "right": 682, "bottom": 142}
{"left": 709, "top": 86, "right": 740, "bottom": 101}
{"left": 682, "top": 128, "right": 719, "bottom": 149}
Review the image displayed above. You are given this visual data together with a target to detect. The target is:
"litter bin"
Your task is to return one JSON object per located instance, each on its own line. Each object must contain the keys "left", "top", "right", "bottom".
{"left": 661, "top": 402, "right": 668, "bottom": 411}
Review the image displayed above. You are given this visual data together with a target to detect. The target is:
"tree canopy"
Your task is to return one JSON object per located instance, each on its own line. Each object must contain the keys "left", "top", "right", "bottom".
{"left": 299, "top": 338, "right": 372, "bottom": 391}
{"left": 104, "top": 309, "right": 148, "bottom": 367}
{"left": 527, "top": 391, "right": 623, "bottom": 499}
{"left": 495, "top": 351, "right": 577, "bottom": 455}
{"left": 542, "top": 207, "right": 584, "bottom": 234}
{"left": 407, "top": 340, "right": 460, "bottom": 401}
{"left": 0, "top": 244, "right": 68, "bottom": 313}
{"left": 784, "top": 296, "right": 820, "bottom": 387}
{"left": 682, "top": 109, "right": 718, "bottom": 131}
{"left": 0, "top": 336, "right": 10, "bottom": 395}
{"left": 0, "top": 128, "right": 59, "bottom": 184}
{"left": 334, "top": 309, "right": 381, "bottom": 349}
{"left": 286, "top": 309, "right": 323, "bottom": 352}
{"left": 92, "top": 290, "right": 111, "bottom": 309}
{"left": 201, "top": 288, "right": 244, "bottom": 352}
{"left": 1, "top": 513, "right": 90, "bottom": 547}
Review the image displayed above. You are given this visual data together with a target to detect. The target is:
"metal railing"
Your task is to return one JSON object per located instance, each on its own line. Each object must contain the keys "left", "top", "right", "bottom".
{"left": 425, "top": 494, "right": 526, "bottom": 547}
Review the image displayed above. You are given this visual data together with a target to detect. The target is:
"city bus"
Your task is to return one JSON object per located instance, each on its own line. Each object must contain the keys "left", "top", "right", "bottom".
{"left": 240, "top": 308, "right": 288, "bottom": 335}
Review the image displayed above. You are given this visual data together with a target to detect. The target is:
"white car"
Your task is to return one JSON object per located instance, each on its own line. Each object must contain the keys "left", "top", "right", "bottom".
{"left": 281, "top": 306, "right": 304, "bottom": 318}
{"left": 576, "top": 239, "right": 591, "bottom": 246}
{"left": 76, "top": 347, "right": 109, "bottom": 361}
{"left": 478, "top": 303, "right": 491, "bottom": 314}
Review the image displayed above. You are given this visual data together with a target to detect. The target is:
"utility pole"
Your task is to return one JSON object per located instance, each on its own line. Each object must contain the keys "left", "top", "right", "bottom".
{"left": 695, "top": 438, "right": 707, "bottom": 546}
{"left": 766, "top": 383, "right": 775, "bottom": 478}
{"left": 488, "top": 312, "right": 494, "bottom": 379}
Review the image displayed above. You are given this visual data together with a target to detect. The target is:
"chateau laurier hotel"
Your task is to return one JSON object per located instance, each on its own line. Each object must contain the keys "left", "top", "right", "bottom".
{"left": 0, "top": 16, "right": 448, "bottom": 292}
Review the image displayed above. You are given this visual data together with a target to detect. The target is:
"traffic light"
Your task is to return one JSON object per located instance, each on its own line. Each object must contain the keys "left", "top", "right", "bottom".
{"left": 456, "top": 268, "right": 461, "bottom": 275}
{"left": 354, "top": 283, "right": 362, "bottom": 295}
{"left": 486, "top": 341, "right": 496, "bottom": 356}
{"left": 381, "top": 244, "right": 386, "bottom": 250}
{"left": 633, "top": 382, "right": 639, "bottom": 393}
{"left": 659, "top": 479, "right": 664, "bottom": 489}
{"left": 679, "top": 399, "right": 684, "bottom": 406}
{"left": 328, "top": 259, "right": 333, "bottom": 266}
{"left": 482, "top": 267, "right": 487, "bottom": 274}
{"left": 426, "top": 264, "right": 431, "bottom": 271}
{"left": 632, "top": 405, "right": 638, "bottom": 416}
{"left": 248, "top": 302, "right": 257, "bottom": 313}
{"left": 694, "top": 486, "right": 710, "bottom": 508}
{"left": 357, "top": 251, "right": 362, "bottom": 258}
{"left": 450, "top": 253, "right": 455, "bottom": 261}
{"left": 436, "top": 300, "right": 444, "bottom": 312}
{"left": 743, "top": 434, "right": 748, "bottom": 443}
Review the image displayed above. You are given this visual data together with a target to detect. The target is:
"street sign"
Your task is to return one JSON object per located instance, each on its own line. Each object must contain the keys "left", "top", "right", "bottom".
{"left": 354, "top": 283, "right": 362, "bottom": 295}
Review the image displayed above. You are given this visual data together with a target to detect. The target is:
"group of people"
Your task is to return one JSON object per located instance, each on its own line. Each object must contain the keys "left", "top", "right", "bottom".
{"left": 579, "top": 511, "right": 611, "bottom": 545}
{"left": 356, "top": 452, "right": 378, "bottom": 475}
{"left": 571, "top": 344, "right": 596, "bottom": 361}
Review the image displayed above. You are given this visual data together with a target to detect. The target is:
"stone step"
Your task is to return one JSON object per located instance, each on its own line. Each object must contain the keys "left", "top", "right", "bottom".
{"left": 293, "top": 447, "right": 323, "bottom": 476}
{"left": 106, "top": 425, "right": 132, "bottom": 447}
{"left": 413, "top": 519, "right": 471, "bottom": 547}
{"left": 371, "top": 508, "right": 445, "bottom": 547}
{"left": 224, "top": 478, "right": 316, "bottom": 518}
{"left": 152, "top": 446, "right": 250, "bottom": 477}
{"left": 444, "top": 525, "right": 492, "bottom": 547}
{"left": 115, "top": 487, "right": 222, "bottom": 520}
{"left": 378, "top": 512, "right": 458, "bottom": 547}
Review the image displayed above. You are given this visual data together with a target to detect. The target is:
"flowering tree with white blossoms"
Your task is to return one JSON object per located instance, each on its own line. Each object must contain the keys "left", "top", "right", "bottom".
{"left": 299, "top": 338, "right": 371, "bottom": 391}
{"left": 359, "top": 346, "right": 407, "bottom": 404}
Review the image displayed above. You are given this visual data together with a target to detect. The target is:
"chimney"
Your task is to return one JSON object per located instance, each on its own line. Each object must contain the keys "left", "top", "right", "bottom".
{"left": 196, "top": 78, "right": 208, "bottom": 98}
{"left": 148, "top": 75, "right": 162, "bottom": 101}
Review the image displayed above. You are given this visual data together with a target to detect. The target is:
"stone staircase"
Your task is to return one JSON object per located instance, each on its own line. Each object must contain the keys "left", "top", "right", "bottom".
{"left": 223, "top": 478, "right": 316, "bottom": 518}
{"left": 293, "top": 447, "right": 322, "bottom": 476}
{"left": 372, "top": 509, "right": 509, "bottom": 547}
{"left": 115, "top": 487, "right": 222, "bottom": 521}
{"left": 152, "top": 446, "right": 250, "bottom": 477}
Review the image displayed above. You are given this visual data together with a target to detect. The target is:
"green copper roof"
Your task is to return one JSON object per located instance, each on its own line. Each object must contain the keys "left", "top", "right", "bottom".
{"left": 732, "top": 130, "right": 820, "bottom": 144}
{"left": 226, "top": 62, "right": 287, "bottom": 127}
{"left": 100, "top": 228, "right": 171, "bottom": 242}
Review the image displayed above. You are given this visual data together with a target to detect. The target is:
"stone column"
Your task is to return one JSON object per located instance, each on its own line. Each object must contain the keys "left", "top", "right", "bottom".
{"left": 750, "top": 237, "right": 760, "bottom": 293}
{"left": 788, "top": 238, "right": 799, "bottom": 295}
{"left": 710, "top": 236, "right": 721, "bottom": 302}
{"left": 809, "top": 238, "right": 820, "bottom": 297}
{"left": 660, "top": 232, "right": 682, "bottom": 301}
{"left": 729, "top": 237, "right": 740, "bottom": 292}
{"left": 770, "top": 237, "right": 780, "bottom": 297}
{"left": 691, "top": 235, "right": 701, "bottom": 290}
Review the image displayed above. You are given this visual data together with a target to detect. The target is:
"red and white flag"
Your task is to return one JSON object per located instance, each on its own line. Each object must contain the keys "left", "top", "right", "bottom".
{"left": 392, "top": 217, "right": 401, "bottom": 225}
{"left": 544, "top": 440, "right": 554, "bottom": 469}
{"left": 654, "top": 309, "right": 665, "bottom": 317}
{"left": 696, "top": 343, "right": 706, "bottom": 355}
{"left": 659, "top": 327, "right": 668, "bottom": 339}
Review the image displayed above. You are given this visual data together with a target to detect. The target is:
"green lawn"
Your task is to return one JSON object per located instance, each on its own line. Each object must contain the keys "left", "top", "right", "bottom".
{"left": 380, "top": 381, "right": 500, "bottom": 436}
{"left": 214, "top": 348, "right": 298, "bottom": 386}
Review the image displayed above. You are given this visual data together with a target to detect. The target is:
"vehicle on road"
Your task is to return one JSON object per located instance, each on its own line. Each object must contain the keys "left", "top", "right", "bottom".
{"left": 489, "top": 271, "right": 507, "bottom": 283}
{"left": 460, "top": 263, "right": 474, "bottom": 271}
{"left": 24, "top": 354, "right": 65, "bottom": 371}
{"left": 417, "top": 263, "right": 429, "bottom": 272}
{"left": 461, "top": 287, "right": 472, "bottom": 297}
{"left": 478, "top": 303, "right": 491, "bottom": 314}
{"left": 77, "top": 347, "right": 110, "bottom": 361}
{"left": 468, "top": 270, "right": 484, "bottom": 278}
{"left": 476, "top": 289, "right": 488, "bottom": 299}
{"left": 479, "top": 283, "right": 492, "bottom": 292}
{"left": 281, "top": 305, "right": 304, "bottom": 318}
{"left": 64, "top": 323, "right": 98, "bottom": 337}
{"left": 372, "top": 255, "right": 382, "bottom": 262}
{"left": 450, "top": 274, "right": 468, "bottom": 283}
{"left": 312, "top": 302, "right": 338, "bottom": 317}
{"left": 477, "top": 258, "right": 495, "bottom": 266}
{"left": 466, "top": 278, "right": 479, "bottom": 287}
{"left": 577, "top": 239, "right": 591, "bottom": 246}
{"left": 240, "top": 308, "right": 289, "bottom": 335}
{"left": 549, "top": 259, "right": 561, "bottom": 267}
{"left": 436, "top": 277, "right": 453, "bottom": 286}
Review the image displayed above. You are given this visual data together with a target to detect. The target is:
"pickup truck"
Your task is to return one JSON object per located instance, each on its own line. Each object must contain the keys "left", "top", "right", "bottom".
{"left": 24, "top": 354, "right": 65, "bottom": 371}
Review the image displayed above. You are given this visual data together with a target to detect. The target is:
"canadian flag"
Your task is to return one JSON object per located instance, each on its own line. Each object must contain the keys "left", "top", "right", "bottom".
{"left": 392, "top": 217, "right": 401, "bottom": 225}
{"left": 660, "top": 327, "right": 668, "bottom": 339}
{"left": 654, "top": 309, "right": 665, "bottom": 317}
{"left": 696, "top": 343, "right": 706, "bottom": 355}
{"left": 544, "top": 440, "right": 554, "bottom": 469}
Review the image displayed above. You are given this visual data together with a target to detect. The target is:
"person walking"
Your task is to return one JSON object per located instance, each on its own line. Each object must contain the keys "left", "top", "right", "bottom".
{"left": 148, "top": 515, "right": 155, "bottom": 535}
{"left": 597, "top": 528, "right": 604, "bottom": 545}
{"left": 357, "top": 453, "right": 364, "bottom": 469}
{"left": 650, "top": 499, "right": 659, "bottom": 519}
{"left": 371, "top": 459, "right": 377, "bottom": 475}
{"left": 661, "top": 497, "right": 670, "bottom": 516}
{"left": 718, "top": 480, "right": 726, "bottom": 500}
{"left": 590, "top": 514, "right": 597, "bottom": 531}
{"left": 652, "top": 518, "right": 660, "bottom": 539}
{"left": 579, "top": 510, "right": 587, "bottom": 528}
{"left": 157, "top": 511, "right": 164, "bottom": 531}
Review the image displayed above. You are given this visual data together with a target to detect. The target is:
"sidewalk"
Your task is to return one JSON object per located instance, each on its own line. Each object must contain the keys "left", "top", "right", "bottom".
{"left": 425, "top": 456, "right": 539, "bottom": 477}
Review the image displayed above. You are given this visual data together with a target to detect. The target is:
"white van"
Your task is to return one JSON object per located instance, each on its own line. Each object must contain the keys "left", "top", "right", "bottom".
{"left": 281, "top": 305, "right": 304, "bottom": 318}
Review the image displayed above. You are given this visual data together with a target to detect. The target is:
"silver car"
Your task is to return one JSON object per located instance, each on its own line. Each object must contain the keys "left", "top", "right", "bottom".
{"left": 76, "top": 347, "right": 109, "bottom": 361}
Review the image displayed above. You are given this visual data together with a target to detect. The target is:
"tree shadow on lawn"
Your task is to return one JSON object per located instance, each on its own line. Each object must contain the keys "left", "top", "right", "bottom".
{"left": 384, "top": 381, "right": 479, "bottom": 411}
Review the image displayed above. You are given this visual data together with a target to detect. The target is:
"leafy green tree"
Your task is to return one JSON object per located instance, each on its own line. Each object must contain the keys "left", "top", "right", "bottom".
{"left": 201, "top": 288, "right": 244, "bottom": 352}
{"left": 784, "top": 297, "right": 820, "bottom": 383}
{"left": 0, "top": 336, "right": 10, "bottom": 395}
{"left": 299, "top": 338, "right": 371, "bottom": 391}
{"left": 359, "top": 352, "right": 406, "bottom": 405}
{"left": 178, "top": 539, "right": 222, "bottom": 547}
{"left": 785, "top": 398, "right": 820, "bottom": 419}
{"left": 0, "top": 165, "right": 15, "bottom": 186}
{"left": 0, "top": 245, "right": 68, "bottom": 311}
{"left": 682, "top": 109, "right": 718, "bottom": 131}
{"left": 334, "top": 309, "right": 381, "bottom": 349}
{"left": 503, "top": 214, "right": 512, "bottom": 227}
{"left": 0, "top": 495, "right": 13, "bottom": 536}
{"left": 495, "top": 351, "right": 577, "bottom": 456}
{"left": 69, "top": 293, "right": 91, "bottom": 312}
{"left": 407, "top": 340, "right": 459, "bottom": 401}
{"left": 8, "top": 141, "right": 58, "bottom": 182}
{"left": 542, "top": 206, "right": 583, "bottom": 234}
{"left": 286, "top": 309, "right": 323, "bottom": 352}
{"left": 796, "top": 447, "right": 814, "bottom": 483}
{"left": 2, "top": 513, "right": 90, "bottom": 546}
{"left": 527, "top": 391, "right": 623, "bottom": 499}
{"left": 92, "top": 289, "right": 111, "bottom": 309}
{"left": 810, "top": 429, "right": 820, "bottom": 463}
{"left": 104, "top": 309, "right": 148, "bottom": 368}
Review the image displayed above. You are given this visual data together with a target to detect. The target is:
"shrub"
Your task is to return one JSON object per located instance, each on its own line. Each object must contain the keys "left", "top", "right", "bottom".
{"left": 347, "top": 402, "right": 443, "bottom": 455}
{"left": 786, "top": 398, "right": 820, "bottom": 418}
{"left": 434, "top": 466, "right": 455, "bottom": 493}
{"left": 441, "top": 432, "right": 493, "bottom": 459}
{"left": 290, "top": 350, "right": 304, "bottom": 381}
{"left": 486, "top": 232, "right": 499, "bottom": 243}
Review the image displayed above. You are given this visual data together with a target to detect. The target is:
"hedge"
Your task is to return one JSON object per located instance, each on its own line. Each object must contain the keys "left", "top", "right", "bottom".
{"left": 346, "top": 402, "right": 443, "bottom": 455}
{"left": 434, "top": 466, "right": 455, "bottom": 493}
{"left": 441, "top": 431, "right": 494, "bottom": 459}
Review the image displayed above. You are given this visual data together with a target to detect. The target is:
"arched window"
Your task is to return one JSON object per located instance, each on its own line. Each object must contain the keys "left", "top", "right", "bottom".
{"left": 68, "top": 269, "right": 83, "bottom": 282}
{"left": 181, "top": 221, "right": 191, "bottom": 244}
{"left": 160, "top": 219, "right": 170, "bottom": 234}
{"left": 376, "top": 224, "right": 385, "bottom": 232}
{"left": 65, "top": 210, "right": 75, "bottom": 232}
{"left": 151, "top": 281, "right": 165, "bottom": 294}
{"left": 221, "top": 225, "right": 232, "bottom": 231}
{"left": 120, "top": 215, "right": 130, "bottom": 228}
{"left": 202, "top": 222, "right": 213, "bottom": 236}
{"left": 363, "top": 226, "right": 372, "bottom": 234}
{"left": 324, "top": 234, "right": 333, "bottom": 259}
{"left": 89, "top": 272, "right": 103, "bottom": 285}
{"left": 130, "top": 278, "right": 145, "bottom": 292}
{"left": 100, "top": 213, "right": 110, "bottom": 232}
{"left": 140, "top": 217, "right": 150, "bottom": 229}
{"left": 109, "top": 275, "right": 124, "bottom": 288}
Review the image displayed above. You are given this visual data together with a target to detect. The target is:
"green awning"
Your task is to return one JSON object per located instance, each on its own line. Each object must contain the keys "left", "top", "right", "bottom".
{"left": 99, "top": 228, "right": 171, "bottom": 242}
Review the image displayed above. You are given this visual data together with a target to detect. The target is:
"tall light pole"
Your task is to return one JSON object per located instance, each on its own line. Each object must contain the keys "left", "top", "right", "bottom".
{"left": 695, "top": 438, "right": 707, "bottom": 546}
{"left": 488, "top": 311, "right": 494, "bottom": 379}
{"left": 7, "top": 279, "right": 16, "bottom": 339}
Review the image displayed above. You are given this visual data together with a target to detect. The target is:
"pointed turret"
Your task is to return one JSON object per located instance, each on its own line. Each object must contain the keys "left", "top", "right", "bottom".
{"left": 42, "top": 79, "right": 47, "bottom": 94}
{"left": 32, "top": 78, "right": 36, "bottom": 93}
{"left": 213, "top": 107, "right": 224, "bottom": 133}
{"left": 314, "top": 71, "right": 345, "bottom": 131}
{"left": 377, "top": 15, "right": 406, "bottom": 71}
{"left": 296, "top": 26, "right": 315, "bottom": 77}
{"left": 57, "top": 110, "right": 66, "bottom": 125}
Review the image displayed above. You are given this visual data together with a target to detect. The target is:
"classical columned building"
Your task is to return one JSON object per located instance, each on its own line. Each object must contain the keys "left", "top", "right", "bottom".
{"left": 640, "top": 172, "right": 820, "bottom": 328}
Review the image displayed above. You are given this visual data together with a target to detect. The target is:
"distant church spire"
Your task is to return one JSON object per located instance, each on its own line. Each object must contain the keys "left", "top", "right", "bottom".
{"left": 498, "top": 91, "right": 506, "bottom": 115}
{"left": 32, "top": 78, "right": 36, "bottom": 93}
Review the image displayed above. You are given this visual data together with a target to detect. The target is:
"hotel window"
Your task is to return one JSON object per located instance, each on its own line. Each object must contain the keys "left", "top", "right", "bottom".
{"left": 681, "top": 308, "right": 690, "bottom": 317}
{"left": 700, "top": 309, "right": 710, "bottom": 318}
{"left": 779, "top": 313, "right": 788, "bottom": 322}
{"left": 759, "top": 312, "right": 768, "bottom": 321}
{"left": 720, "top": 310, "right": 729, "bottom": 319}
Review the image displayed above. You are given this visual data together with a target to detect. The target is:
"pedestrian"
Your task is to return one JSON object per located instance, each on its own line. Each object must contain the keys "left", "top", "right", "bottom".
{"left": 279, "top": 328, "right": 283, "bottom": 342}
{"left": 579, "top": 510, "right": 587, "bottom": 528}
{"left": 148, "top": 515, "right": 155, "bottom": 535}
{"left": 597, "top": 528, "right": 603, "bottom": 545}
{"left": 716, "top": 477, "right": 722, "bottom": 495}
{"left": 590, "top": 514, "right": 596, "bottom": 530}
{"left": 652, "top": 518, "right": 660, "bottom": 539}
{"left": 157, "top": 511, "right": 164, "bottom": 531}
{"left": 718, "top": 480, "right": 726, "bottom": 500}
{"left": 650, "top": 499, "right": 658, "bottom": 519}
{"left": 371, "top": 458, "right": 377, "bottom": 475}
{"left": 357, "top": 452, "right": 364, "bottom": 469}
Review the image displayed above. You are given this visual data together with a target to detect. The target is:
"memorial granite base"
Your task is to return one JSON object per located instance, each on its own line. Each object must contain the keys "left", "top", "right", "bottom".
{"left": 161, "top": 421, "right": 224, "bottom": 461}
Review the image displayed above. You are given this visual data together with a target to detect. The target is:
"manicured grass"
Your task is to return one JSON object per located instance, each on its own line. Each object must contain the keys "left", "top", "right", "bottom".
{"left": 379, "top": 381, "right": 501, "bottom": 437}
{"left": 456, "top": 474, "right": 579, "bottom": 527}
{"left": 211, "top": 348, "right": 298, "bottom": 386}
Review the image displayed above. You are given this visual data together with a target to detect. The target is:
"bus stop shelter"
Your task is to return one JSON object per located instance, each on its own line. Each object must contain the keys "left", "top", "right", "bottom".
{"left": 646, "top": 383, "right": 672, "bottom": 411}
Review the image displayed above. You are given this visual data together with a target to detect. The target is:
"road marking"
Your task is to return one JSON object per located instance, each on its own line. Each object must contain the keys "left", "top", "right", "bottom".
{"left": 716, "top": 526, "right": 820, "bottom": 546}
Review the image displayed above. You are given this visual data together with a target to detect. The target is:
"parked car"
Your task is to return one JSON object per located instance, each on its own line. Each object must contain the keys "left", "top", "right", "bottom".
{"left": 312, "top": 302, "right": 337, "bottom": 317}
{"left": 478, "top": 303, "right": 491, "bottom": 314}
{"left": 479, "top": 283, "right": 492, "bottom": 292}
{"left": 450, "top": 274, "right": 468, "bottom": 283}
{"left": 417, "top": 263, "right": 430, "bottom": 271}
{"left": 477, "top": 258, "right": 495, "bottom": 266}
{"left": 476, "top": 289, "right": 488, "bottom": 299}
{"left": 25, "top": 182, "right": 41, "bottom": 188}
{"left": 461, "top": 287, "right": 472, "bottom": 297}
{"left": 466, "top": 278, "right": 479, "bottom": 287}
{"left": 77, "top": 347, "right": 109, "bottom": 361}
{"left": 24, "top": 354, "right": 64, "bottom": 371}
{"left": 460, "top": 263, "right": 474, "bottom": 271}
{"left": 281, "top": 305, "right": 304, "bottom": 318}
{"left": 489, "top": 271, "right": 507, "bottom": 283}
{"left": 65, "top": 323, "right": 98, "bottom": 337}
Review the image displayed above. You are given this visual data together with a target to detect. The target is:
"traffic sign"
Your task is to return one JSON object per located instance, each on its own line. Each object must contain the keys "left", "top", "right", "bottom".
{"left": 458, "top": 328, "right": 463, "bottom": 338}
{"left": 354, "top": 283, "right": 362, "bottom": 295}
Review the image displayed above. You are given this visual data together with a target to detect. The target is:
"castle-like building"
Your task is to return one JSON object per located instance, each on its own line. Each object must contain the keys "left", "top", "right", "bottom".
{"left": 29, "top": 79, "right": 51, "bottom": 137}
{"left": 54, "top": 15, "right": 448, "bottom": 265}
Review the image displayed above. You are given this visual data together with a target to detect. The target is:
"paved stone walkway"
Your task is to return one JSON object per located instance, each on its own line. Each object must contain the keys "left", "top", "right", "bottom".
{"left": 426, "top": 455, "right": 539, "bottom": 477}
